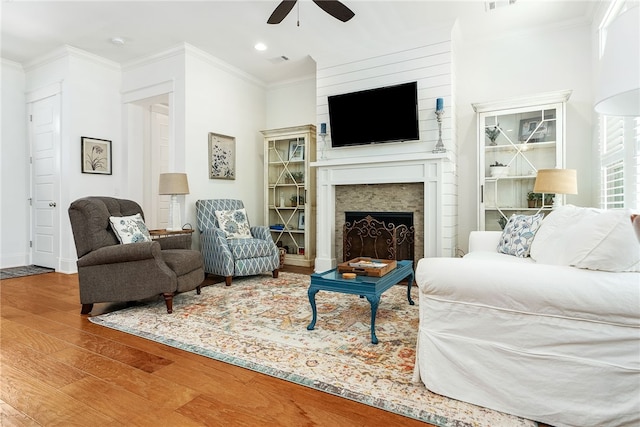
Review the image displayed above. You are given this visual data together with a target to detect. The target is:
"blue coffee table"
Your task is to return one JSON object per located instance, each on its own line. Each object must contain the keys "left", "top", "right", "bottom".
{"left": 307, "top": 260, "right": 415, "bottom": 344}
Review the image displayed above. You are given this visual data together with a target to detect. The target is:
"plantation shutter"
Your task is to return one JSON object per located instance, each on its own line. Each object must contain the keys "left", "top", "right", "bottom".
{"left": 600, "top": 116, "right": 640, "bottom": 210}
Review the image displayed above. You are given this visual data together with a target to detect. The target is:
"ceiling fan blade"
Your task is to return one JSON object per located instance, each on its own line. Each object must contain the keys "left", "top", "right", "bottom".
{"left": 312, "top": 0, "right": 355, "bottom": 22}
{"left": 267, "top": 0, "right": 297, "bottom": 24}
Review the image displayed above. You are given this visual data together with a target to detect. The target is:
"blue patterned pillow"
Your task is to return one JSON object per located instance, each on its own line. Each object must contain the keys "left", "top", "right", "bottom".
{"left": 497, "top": 213, "right": 544, "bottom": 257}
{"left": 109, "top": 213, "right": 151, "bottom": 244}
{"left": 215, "top": 208, "right": 252, "bottom": 239}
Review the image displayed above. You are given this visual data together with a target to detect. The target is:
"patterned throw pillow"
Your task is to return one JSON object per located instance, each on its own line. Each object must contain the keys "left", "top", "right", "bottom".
{"left": 497, "top": 213, "right": 544, "bottom": 257}
{"left": 215, "top": 208, "right": 252, "bottom": 239}
{"left": 109, "top": 213, "right": 152, "bottom": 244}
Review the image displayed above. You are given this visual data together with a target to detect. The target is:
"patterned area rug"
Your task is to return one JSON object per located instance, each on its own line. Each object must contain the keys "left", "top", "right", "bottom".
{"left": 0, "top": 265, "right": 54, "bottom": 280}
{"left": 89, "top": 272, "right": 536, "bottom": 427}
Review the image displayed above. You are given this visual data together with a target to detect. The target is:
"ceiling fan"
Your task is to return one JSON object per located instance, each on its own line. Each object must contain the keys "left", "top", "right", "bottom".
{"left": 267, "top": 0, "right": 355, "bottom": 24}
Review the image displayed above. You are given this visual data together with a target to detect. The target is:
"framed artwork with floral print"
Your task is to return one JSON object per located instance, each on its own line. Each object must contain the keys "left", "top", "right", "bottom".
{"left": 208, "top": 132, "right": 236, "bottom": 180}
{"left": 81, "top": 136, "right": 112, "bottom": 175}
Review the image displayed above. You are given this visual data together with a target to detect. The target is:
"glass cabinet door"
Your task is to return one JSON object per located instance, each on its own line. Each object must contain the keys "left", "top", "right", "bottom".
{"left": 475, "top": 92, "right": 569, "bottom": 231}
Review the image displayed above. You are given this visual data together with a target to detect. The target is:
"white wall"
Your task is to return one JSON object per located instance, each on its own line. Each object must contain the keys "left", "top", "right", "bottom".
{"left": 265, "top": 77, "right": 317, "bottom": 130}
{"left": 1, "top": 60, "right": 29, "bottom": 268}
{"left": 182, "top": 45, "right": 267, "bottom": 245}
{"left": 455, "top": 22, "right": 594, "bottom": 253}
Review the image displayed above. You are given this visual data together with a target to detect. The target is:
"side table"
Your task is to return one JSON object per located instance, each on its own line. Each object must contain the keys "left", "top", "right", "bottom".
{"left": 148, "top": 229, "right": 195, "bottom": 248}
{"left": 148, "top": 229, "right": 195, "bottom": 239}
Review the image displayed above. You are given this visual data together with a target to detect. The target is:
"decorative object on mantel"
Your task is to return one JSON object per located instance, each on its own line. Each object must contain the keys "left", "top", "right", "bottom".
{"left": 319, "top": 122, "right": 328, "bottom": 160}
{"left": 485, "top": 124, "right": 501, "bottom": 146}
{"left": 81, "top": 136, "right": 112, "bottom": 175}
{"left": 432, "top": 97, "right": 446, "bottom": 154}
{"left": 208, "top": 132, "right": 235, "bottom": 180}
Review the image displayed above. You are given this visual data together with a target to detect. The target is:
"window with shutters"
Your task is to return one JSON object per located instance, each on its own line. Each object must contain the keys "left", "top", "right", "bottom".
{"left": 599, "top": 116, "right": 640, "bottom": 210}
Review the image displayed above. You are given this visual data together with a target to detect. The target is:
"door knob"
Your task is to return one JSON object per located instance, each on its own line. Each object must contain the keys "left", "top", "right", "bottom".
{"left": 49, "top": 202, "right": 57, "bottom": 207}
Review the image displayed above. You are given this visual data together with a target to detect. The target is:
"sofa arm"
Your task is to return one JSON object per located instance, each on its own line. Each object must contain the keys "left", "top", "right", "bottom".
{"left": 77, "top": 241, "right": 162, "bottom": 267}
{"left": 157, "top": 234, "right": 192, "bottom": 250}
{"left": 468, "top": 231, "right": 502, "bottom": 253}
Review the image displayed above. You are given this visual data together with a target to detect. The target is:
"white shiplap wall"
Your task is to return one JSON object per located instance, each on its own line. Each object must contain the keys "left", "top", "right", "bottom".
{"left": 313, "top": 28, "right": 459, "bottom": 261}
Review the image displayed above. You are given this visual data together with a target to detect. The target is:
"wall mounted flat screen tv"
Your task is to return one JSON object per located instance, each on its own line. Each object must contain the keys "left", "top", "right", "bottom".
{"left": 328, "top": 81, "right": 419, "bottom": 148}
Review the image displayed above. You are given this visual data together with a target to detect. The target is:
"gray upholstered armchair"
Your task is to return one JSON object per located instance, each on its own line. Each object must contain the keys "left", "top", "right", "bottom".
{"left": 195, "top": 199, "right": 279, "bottom": 286}
{"left": 68, "top": 197, "right": 204, "bottom": 314}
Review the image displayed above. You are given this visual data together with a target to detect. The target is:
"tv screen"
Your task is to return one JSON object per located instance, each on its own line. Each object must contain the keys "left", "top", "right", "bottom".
{"left": 328, "top": 82, "right": 419, "bottom": 148}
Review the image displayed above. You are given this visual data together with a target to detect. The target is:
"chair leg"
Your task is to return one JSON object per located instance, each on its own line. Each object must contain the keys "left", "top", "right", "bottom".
{"left": 225, "top": 276, "right": 232, "bottom": 286}
{"left": 272, "top": 269, "right": 279, "bottom": 278}
{"left": 80, "top": 303, "right": 93, "bottom": 315}
{"left": 163, "top": 293, "right": 174, "bottom": 314}
{"left": 196, "top": 285, "right": 201, "bottom": 295}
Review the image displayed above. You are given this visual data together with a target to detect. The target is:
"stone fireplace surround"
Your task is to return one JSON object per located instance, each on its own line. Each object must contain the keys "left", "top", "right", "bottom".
{"left": 311, "top": 152, "right": 453, "bottom": 272}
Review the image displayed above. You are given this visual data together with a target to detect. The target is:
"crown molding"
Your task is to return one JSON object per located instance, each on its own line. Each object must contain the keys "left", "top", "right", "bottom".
{"left": 23, "top": 45, "right": 120, "bottom": 73}
{"left": 122, "top": 42, "right": 266, "bottom": 89}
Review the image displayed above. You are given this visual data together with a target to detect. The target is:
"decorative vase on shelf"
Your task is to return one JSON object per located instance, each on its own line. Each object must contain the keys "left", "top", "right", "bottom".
{"left": 485, "top": 125, "right": 501, "bottom": 146}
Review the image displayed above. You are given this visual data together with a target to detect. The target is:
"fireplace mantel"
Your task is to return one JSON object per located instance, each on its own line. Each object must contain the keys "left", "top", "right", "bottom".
{"left": 311, "top": 152, "right": 456, "bottom": 272}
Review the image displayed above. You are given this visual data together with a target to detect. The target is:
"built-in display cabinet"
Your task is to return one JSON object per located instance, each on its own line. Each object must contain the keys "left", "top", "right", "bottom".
{"left": 472, "top": 90, "right": 572, "bottom": 231}
{"left": 262, "top": 125, "right": 316, "bottom": 267}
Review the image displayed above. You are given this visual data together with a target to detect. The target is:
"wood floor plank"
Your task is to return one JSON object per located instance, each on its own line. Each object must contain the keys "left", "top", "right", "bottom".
{"left": 0, "top": 400, "right": 40, "bottom": 427}
{"left": 47, "top": 328, "right": 174, "bottom": 373}
{"left": 1, "top": 318, "right": 71, "bottom": 354}
{"left": 50, "top": 346, "right": 200, "bottom": 409}
{"left": 0, "top": 364, "right": 118, "bottom": 426}
{"left": 0, "top": 340, "right": 88, "bottom": 389}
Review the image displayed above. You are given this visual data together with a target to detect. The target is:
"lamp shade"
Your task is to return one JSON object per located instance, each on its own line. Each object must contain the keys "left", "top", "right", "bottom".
{"left": 533, "top": 169, "right": 578, "bottom": 195}
{"left": 159, "top": 173, "right": 190, "bottom": 195}
{"left": 594, "top": 7, "right": 640, "bottom": 117}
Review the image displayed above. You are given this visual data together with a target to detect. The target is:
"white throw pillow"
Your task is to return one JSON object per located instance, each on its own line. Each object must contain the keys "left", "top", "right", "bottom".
{"left": 531, "top": 205, "right": 640, "bottom": 272}
{"left": 497, "top": 213, "right": 544, "bottom": 257}
{"left": 215, "top": 208, "right": 252, "bottom": 239}
{"left": 109, "top": 213, "right": 152, "bottom": 244}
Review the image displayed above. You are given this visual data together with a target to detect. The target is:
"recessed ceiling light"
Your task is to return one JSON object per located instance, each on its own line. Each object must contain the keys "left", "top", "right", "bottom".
{"left": 254, "top": 42, "right": 267, "bottom": 51}
{"left": 110, "top": 37, "right": 126, "bottom": 46}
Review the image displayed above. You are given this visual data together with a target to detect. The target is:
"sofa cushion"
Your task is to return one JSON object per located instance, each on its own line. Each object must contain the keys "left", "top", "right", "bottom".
{"left": 215, "top": 208, "right": 252, "bottom": 239}
{"left": 530, "top": 205, "right": 640, "bottom": 272}
{"left": 109, "top": 213, "right": 151, "bottom": 244}
{"left": 496, "top": 213, "right": 544, "bottom": 257}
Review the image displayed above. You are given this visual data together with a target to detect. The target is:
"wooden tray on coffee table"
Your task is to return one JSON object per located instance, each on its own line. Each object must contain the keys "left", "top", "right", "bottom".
{"left": 337, "top": 257, "right": 397, "bottom": 277}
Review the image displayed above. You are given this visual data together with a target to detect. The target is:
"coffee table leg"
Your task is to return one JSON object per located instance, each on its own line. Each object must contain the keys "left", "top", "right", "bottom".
{"left": 407, "top": 271, "right": 415, "bottom": 305}
{"left": 307, "top": 287, "right": 319, "bottom": 330}
{"left": 365, "top": 294, "right": 380, "bottom": 344}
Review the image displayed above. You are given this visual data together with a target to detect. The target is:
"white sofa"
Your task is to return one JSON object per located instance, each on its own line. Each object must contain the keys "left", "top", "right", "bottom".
{"left": 413, "top": 206, "right": 640, "bottom": 427}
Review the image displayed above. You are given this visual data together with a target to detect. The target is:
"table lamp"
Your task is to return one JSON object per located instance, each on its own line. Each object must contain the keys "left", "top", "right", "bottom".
{"left": 533, "top": 169, "right": 577, "bottom": 208}
{"left": 159, "top": 173, "right": 190, "bottom": 231}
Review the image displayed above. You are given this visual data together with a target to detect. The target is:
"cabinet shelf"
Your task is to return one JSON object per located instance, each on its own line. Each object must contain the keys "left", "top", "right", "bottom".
{"left": 485, "top": 141, "right": 556, "bottom": 152}
{"left": 485, "top": 175, "right": 536, "bottom": 181}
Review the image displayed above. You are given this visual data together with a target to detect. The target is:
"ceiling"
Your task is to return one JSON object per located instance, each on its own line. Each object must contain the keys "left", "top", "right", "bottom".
{"left": 1, "top": 1, "right": 597, "bottom": 85}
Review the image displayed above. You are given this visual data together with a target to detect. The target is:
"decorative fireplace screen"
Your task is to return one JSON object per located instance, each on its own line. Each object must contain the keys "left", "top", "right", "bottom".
{"left": 343, "top": 213, "right": 415, "bottom": 262}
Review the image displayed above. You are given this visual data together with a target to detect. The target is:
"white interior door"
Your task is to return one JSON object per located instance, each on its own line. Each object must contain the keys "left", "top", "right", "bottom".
{"left": 151, "top": 104, "right": 170, "bottom": 229}
{"left": 30, "top": 94, "right": 60, "bottom": 269}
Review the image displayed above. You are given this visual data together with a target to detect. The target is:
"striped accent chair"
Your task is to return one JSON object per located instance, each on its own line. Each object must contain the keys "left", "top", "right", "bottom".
{"left": 195, "top": 199, "right": 279, "bottom": 286}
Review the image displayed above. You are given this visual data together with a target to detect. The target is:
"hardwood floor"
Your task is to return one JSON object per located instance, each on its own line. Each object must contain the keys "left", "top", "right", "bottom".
{"left": 1, "top": 267, "right": 434, "bottom": 427}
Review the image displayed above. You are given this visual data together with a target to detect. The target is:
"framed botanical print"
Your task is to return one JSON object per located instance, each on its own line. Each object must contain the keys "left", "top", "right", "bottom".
{"left": 208, "top": 133, "right": 236, "bottom": 179}
{"left": 81, "top": 136, "right": 112, "bottom": 175}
